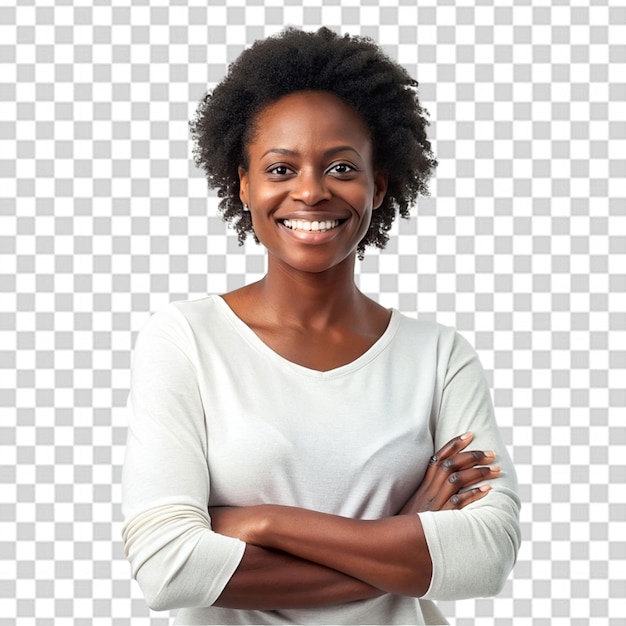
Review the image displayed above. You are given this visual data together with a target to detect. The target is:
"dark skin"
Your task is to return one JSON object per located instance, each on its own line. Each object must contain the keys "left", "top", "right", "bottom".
{"left": 211, "top": 91, "right": 500, "bottom": 608}
{"left": 226, "top": 90, "right": 389, "bottom": 372}
{"left": 222, "top": 275, "right": 390, "bottom": 372}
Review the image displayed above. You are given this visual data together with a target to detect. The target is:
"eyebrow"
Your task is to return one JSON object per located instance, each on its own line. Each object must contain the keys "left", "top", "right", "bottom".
{"left": 261, "top": 146, "right": 362, "bottom": 159}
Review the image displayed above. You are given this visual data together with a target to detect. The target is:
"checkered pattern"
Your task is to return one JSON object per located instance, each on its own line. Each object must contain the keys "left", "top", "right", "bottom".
{"left": 2, "top": 0, "right": 625, "bottom": 624}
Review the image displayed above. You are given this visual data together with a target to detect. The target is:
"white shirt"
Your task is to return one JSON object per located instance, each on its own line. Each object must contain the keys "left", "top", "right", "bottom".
{"left": 122, "top": 295, "right": 521, "bottom": 624}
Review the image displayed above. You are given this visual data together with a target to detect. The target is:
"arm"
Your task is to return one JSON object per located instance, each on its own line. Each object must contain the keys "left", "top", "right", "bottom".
{"left": 121, "top": 308, "right": 245, "bottom": 611}
{"left": 214, "top": 545, "right": 382, "bottom": 609}
{"left": 211, "top": 432, "right": 499, "bottom": 599}
{"left": 251, "top": 506, "right": 432, "bottom": 597}
{"left": 418, "top": 332, "right": 521, "bottom": 600}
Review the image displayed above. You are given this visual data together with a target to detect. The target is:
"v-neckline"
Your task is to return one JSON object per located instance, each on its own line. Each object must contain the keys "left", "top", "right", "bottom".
{"left": 214, "top": 295, "right": 400, "bottom": 379}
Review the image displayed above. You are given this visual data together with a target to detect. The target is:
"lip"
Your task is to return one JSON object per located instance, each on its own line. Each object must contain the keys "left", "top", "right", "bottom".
{"left": 276, "top": 211, "right": 351, "bottom": 222}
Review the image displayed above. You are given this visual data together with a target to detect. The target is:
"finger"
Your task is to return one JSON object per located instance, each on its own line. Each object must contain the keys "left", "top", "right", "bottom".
{"left": 428, "top": 452, "right": 498, "bottom": 498}
{"left": 425, "top": 438, "right": 496, "bottom": 487}
{"left": 444, "top": 465, "right": 501, "bottom": 493}
{"left": 430, "top": 432, "right": 474, "bottom": 466}
{"left": 439, "top": 449, "right": 496, "bottom": 474}
{"left": 423, "top": 432, "right": 474, "bottom": 483}
{"left": 434, "top": 466, "right": 500, "bottom": 509}
{"left": 443, "top": 485, "right": 492, "bottom": 510}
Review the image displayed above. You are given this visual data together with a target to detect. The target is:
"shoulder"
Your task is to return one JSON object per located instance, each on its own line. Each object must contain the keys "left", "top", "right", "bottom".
{"left": 135, "top": 295, "right": 228, "bottom": 351}
{"left": 391, "top": 311, "right": 483, "bottom": 376}
{"left": 393, "top": 310, "right": 456, "bottom": 353}
{"left": 142, "top": 294, "right": 224, "bottom": 326}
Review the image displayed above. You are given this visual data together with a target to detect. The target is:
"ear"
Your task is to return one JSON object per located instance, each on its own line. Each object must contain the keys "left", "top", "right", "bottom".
{"left": 238, "top": 166, "right": 249, "bottom": 206}
{"left": 372, "top": 172, "right": 388, "bottom": 210}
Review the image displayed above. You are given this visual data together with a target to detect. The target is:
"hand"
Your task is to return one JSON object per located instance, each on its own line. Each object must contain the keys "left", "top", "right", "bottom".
{"left": 399, "top": 432, "right": 500, "bottom": 515}
{"left": 210, "top": 505, "right": 264, "bottom": 543}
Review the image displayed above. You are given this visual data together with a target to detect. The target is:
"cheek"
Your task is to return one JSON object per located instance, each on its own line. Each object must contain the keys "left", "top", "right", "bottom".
{"left": 248, "top": 180, "right": 288, "bottom": 209}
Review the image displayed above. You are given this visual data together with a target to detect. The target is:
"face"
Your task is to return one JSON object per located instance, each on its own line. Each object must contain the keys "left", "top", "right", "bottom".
{"left": 238, "top": 90, "right": 387, "bottom": 275}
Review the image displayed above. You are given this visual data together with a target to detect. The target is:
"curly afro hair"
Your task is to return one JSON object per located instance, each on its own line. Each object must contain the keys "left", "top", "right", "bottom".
{"left": 190, "top": 27, "right": 437, "bottom": 257}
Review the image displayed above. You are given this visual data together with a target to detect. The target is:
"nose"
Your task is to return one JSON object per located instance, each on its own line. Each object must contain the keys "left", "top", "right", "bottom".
{"left": 290, "top": 169, "right": 332, "bottom": 206}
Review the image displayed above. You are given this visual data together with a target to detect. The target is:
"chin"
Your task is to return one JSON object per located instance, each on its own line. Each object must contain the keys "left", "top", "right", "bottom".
{"left": 273, "top": 250, "right": 355, "bottom": 275}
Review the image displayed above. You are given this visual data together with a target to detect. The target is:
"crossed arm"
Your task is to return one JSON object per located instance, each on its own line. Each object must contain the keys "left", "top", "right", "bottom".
{"left": 212, "top": 433, "right": 500, "bottom": 609}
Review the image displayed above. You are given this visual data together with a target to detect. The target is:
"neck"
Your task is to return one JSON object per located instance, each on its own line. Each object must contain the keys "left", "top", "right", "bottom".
{"left": 253, "top": 254, "right": 366, "bottom": 330}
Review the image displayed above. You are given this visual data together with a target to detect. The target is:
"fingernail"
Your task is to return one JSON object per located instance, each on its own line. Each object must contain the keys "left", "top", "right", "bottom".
{"left": 460, "top": 432, "right": 473, "bottom": 440}
{"left": 479, "top": 485, "right": 491, "bottom": 492}
{"left": 490, "top": 466, "right": 501, "bottom": 472}
{"left": 485, "top": 450, "right": 496, "bottom": 457}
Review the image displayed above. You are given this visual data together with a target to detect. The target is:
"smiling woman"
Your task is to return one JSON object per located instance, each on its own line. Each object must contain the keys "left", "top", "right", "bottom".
{"left": 121, "top": 27, "right": 521, "bottom": 625}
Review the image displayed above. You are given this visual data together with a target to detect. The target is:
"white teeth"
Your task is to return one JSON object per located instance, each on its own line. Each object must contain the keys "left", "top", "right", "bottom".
{"left": 283, "top": 219, "right": 340, "bottom": 232}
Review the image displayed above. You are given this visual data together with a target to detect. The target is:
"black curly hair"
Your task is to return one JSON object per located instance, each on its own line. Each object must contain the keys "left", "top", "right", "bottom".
{"left": 190, "top": 27, "right": 437, "bottom": 257}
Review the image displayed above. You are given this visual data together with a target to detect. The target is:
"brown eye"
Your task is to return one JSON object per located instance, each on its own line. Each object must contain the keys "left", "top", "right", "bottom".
{"left": 328, "top": 163, "right": 355, "bottom": 175}
{"left": 268, "top": 165, "right": 292, "bottom": 175}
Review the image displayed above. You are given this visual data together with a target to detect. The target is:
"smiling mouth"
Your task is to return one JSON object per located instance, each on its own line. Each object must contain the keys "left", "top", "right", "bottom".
{"left": 281, "top": 219, "right": 343, "bottom": 232}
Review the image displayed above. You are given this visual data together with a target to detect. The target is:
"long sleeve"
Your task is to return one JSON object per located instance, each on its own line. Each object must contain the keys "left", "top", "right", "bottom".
{"left": 419, "top": 332, "right": 521, "bottom": 601}
{"left": 121, "top": 306, "right": 245, "bottom": 611}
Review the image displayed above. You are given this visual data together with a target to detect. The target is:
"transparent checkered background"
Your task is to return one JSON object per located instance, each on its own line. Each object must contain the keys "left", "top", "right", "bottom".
{"left": 1, "top": 0, "right": 625, "bottom": 624}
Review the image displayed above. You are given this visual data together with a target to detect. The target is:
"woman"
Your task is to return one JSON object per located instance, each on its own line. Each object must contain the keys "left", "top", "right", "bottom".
{"left": 122, "top": 28, "right": 521, "bottom": 625}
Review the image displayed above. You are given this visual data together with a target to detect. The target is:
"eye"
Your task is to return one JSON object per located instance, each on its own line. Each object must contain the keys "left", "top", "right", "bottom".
{"left": 327, "top": 163, "right": 356, "bottom": 176}
{"left": 267, "top": 164, "right": 293, "bottom": 176}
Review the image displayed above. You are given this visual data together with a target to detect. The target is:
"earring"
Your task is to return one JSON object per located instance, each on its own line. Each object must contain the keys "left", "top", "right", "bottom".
{"left": 243, "top": 204, "right": 249, "bottom": 211}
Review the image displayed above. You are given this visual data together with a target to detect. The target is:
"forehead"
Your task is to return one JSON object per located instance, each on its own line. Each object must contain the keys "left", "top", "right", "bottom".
{"left": 247, "top": 90, "right": 372, "bottom": 150}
